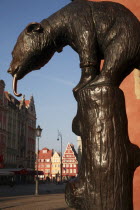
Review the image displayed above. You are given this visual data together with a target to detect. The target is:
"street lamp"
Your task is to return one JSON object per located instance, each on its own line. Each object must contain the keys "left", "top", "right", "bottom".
{"left": 35, "top": 125, "right": 42, "bottom": 196}
{"left": 57, "top": 130, "right": 63, "bottom": 183}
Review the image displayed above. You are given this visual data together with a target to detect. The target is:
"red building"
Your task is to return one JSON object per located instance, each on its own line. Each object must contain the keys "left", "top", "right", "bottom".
{"left": 62, "top": 143, "right": 78, "bottom": 179}
{"left": 0, "top": 80, "right": 8, "bottom": 168}
{"left": 37, "top": 147, "right": 53, "bottom": 180}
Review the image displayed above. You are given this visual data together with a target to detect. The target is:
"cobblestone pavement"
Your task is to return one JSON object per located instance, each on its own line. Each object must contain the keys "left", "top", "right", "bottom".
{"left": 0, "top": 183, "right": 74, "bottom": 210}
{"left": 0, "top": 183, "right": 66, "bottom": 197}
{"left": 0, "top": 194, "right": 73, "bottom": 210}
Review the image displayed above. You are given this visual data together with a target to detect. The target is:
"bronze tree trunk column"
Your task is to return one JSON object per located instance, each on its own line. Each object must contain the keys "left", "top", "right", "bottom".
{"left": 65, "top": 85, "right": 140, "bottom": 210}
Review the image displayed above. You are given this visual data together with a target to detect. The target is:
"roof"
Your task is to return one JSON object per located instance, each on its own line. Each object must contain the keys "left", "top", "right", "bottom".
{"left": 4, "top": 91, "right": 20, "bottom": 106}
{"left": 4, "top": 92, "right": 31, "bottom": 109}
{"left": 42, "top": 147, "right": 49, "bottom": 150}
{"left": 71, "top": 144, "right": 78, "bottom": 159}
{"left": 25, "top": 100, "right": 30, "bottom": 107}
{"left": 38, "top": 148, "right": 53, "bottom": 159}
{"left": 63, "top": 143, "right": 78, "bottom": 160}
{"left": 52, "top": 151, "right": 60, "bottom": 157}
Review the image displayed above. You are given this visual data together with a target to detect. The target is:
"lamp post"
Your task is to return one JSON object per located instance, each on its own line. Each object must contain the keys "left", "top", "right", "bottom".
{"left": 57, "top": 130, "right": 63, "bottom": 183}
{"left": 35, "top": 125, "right": 42, "bottom": 196}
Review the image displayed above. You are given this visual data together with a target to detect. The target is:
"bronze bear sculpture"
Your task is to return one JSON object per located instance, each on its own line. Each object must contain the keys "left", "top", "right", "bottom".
{"left": 8, "top": 0, "right": 140, "bottom": 96}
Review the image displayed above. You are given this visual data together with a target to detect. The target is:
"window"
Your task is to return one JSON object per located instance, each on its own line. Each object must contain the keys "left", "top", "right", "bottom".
{"left": 45, "top": 169, "right": 50, "bottom": 173}
{"left": 39, "top": 164, "right": 44, "bottom": 168}
{"left": 70, "top": 169, "right": 72, "bottom": 173}
{"left": 43, "top": 150, "right": 47, "bottom": 153}
{"left": 54, "top": 159, "right": 59, "bottom": 162}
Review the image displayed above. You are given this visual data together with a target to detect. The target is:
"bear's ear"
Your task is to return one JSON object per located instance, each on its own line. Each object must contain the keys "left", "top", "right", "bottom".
{"left": 26, "top": 22, "right": 43, "bottom": 34}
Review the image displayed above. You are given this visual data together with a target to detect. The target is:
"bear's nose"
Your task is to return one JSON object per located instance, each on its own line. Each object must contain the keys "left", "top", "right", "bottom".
{"left": 7, "top": 67, "right": 12, "bottom": 74}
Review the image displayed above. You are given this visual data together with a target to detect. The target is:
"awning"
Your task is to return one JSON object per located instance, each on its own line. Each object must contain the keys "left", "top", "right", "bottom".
{"left": 0, "top": 170, "right": 14, "bottom": 176}
{"left": 0, "top": 168, "right": 44, "bottom": 176}
{"left": 0, "top": 168, "right": 27, "bottom": 175}
{"left": 11, "top": 169, "right": 28, "bottom": 175}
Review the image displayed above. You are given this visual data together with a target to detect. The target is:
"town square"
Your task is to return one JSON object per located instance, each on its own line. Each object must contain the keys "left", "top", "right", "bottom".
{"left": 0, "top": 0, "right": 140, "bottom": 209}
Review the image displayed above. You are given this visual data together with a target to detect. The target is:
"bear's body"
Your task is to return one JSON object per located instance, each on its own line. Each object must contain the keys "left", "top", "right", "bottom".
{"left": 8, "top": 0, "right": 140, "bottom": 95}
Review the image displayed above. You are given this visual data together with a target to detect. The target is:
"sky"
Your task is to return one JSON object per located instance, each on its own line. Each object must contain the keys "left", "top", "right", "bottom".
{"left": 0, "top": 0, "right": 81, "bottom": 153}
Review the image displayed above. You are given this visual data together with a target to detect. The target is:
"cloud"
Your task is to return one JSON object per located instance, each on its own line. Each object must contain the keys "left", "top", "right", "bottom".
{"left": 31, "top": 71, "right": 76, "bottom": 87}
{"left": 50, "top": 76, "right": 75, "bottom": 87}
{"left": 42, "top": 75, "right": 75, "bottom": 87}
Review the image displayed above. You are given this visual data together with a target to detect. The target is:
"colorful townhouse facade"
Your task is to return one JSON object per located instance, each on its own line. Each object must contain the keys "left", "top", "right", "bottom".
{"left": 37, "top": 144, "right": 78, "bottom": 181}
{"left": 37, "top": 147, "right": 53, "bottom": 180}
{"left": 62, "top": 143, "right": 78, "bottom": 179}
{"left": 51, "top": 151, "right": 61, "bottom": 181}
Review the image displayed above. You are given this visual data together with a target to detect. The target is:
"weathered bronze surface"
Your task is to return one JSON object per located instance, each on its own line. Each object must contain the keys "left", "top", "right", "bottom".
{"left": 8, "top": 0, "right": 140, "bottom": 96}
{"left": 7, "top": 0, "right": 140, "bottom": 209}
{"left": 66, "top": 86, "right": 140, "bottom": 209}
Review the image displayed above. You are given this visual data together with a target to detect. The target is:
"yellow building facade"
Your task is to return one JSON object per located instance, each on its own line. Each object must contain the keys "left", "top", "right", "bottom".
{"left": 51, "top": 151, "right": 61, "bottom": 181}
